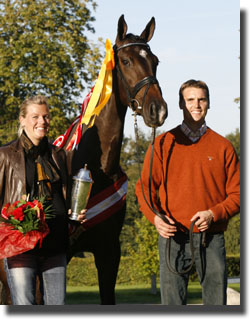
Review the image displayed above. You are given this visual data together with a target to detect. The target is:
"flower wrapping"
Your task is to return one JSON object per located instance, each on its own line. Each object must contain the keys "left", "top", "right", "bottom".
{"left": 0, "top": 223, "right": 49, "bottom": 259}
{"left": 0, "top": 196, "right": 51, "bottom": 259}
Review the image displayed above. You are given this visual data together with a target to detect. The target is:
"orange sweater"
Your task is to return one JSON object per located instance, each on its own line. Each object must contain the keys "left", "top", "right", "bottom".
{"left": 135, "top": 127, "right": 240, "bottom": 233}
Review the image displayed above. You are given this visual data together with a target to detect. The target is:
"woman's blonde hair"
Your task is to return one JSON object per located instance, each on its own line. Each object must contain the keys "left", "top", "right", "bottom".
{"left": 18, "top": 95, "right": 50, "bottom": 137}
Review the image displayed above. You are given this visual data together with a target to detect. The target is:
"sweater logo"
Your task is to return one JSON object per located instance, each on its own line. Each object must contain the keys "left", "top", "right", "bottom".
{"left": 208, "top": 156, "right": 214, "bottom": 161}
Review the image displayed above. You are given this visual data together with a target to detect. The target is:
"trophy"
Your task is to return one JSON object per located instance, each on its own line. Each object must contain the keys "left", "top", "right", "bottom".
{"left": 70, "top": 164, "right": 93, "bottom": 221}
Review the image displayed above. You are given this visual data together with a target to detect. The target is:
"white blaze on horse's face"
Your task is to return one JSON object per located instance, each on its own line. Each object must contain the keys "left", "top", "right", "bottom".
{"left": 139, "top": 49, "right": 147, "bottom": 58}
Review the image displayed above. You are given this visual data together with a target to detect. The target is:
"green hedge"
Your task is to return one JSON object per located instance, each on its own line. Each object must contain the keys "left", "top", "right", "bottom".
{"left": 66, "top": 254, "right": 240, "bottom": 287}
{"left": 66, "top": 255, "right": 98, "bottom": 286}
{"left": 226, "top": 255, "right": 240, "bottom": 277}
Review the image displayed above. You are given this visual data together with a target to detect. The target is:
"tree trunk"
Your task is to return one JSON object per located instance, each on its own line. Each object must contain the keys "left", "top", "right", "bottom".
{"left": 151, "top": 274, "right": 157, "bottom": 295}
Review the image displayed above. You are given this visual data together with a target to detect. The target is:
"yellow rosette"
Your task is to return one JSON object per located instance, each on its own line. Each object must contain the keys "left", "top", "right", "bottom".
{"left": 81, "top": 39, "right": 115, "bottom": 127}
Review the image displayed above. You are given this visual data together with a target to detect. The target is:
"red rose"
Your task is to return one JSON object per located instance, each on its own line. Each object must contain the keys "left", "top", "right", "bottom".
{"left": 12, "top": 201, "right": 19, "bottom": 207}
{"left": 12, "top": 207, "right": 25, "bottom": 221}
{"left": 26, "top": 202, "right": 35, "bottom": 208}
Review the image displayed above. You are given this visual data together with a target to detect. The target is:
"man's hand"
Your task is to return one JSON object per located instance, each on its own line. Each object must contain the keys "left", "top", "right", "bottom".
{"left": 154, "top": 215, "right": 177, "bottom": 238}
{"left": 190, "top": 210, "right": 214, "bottom": 232}
{"left": 68, "top": 209, "right": 88, "bottom": 224}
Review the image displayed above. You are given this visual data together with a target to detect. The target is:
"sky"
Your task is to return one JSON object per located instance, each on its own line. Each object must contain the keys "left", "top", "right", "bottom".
{"left": 84, "top": 0, "right": 240, "bottom": 139}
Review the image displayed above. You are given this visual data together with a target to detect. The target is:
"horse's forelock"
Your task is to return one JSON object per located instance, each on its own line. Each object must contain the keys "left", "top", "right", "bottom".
{"left": 124, "top": 34, "right": 146, "bottom": 43}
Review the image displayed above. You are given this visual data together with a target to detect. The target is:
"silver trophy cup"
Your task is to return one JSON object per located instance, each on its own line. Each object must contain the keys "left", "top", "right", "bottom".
{"left": 70, "top": 164, "right": 93, "bottom": 221}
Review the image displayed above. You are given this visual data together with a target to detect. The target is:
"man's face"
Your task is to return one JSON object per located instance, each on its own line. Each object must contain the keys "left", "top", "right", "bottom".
{"left": 180, "top": 87, "right": 209, "bottom": 130}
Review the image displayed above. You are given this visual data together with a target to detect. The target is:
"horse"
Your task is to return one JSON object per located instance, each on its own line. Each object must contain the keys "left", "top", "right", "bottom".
{"left": 65, "top": 14, "right": 168, "bottom": 304}
{"left": 0, "top": 14, "right": 168, "bottom": 305}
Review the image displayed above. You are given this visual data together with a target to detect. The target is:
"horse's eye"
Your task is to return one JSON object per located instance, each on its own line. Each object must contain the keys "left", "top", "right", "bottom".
{"left": 121, "top": 59, "right": 130, "bottom": 66}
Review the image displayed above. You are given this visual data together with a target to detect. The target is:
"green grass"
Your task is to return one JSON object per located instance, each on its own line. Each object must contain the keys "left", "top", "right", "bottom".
{"left": 65, "top": 282, "right": 240, "bottom": 305}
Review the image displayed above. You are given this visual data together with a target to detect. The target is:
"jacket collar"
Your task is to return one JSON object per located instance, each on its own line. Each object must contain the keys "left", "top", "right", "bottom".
{"left": 9, "top": 138, "right": 63, "bottom": 181}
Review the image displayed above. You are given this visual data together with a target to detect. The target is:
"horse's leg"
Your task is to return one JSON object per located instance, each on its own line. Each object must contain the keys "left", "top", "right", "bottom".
{"left": 93, "top": 234, "right": 121, "bottom": 304}
{"left": 93, "top": 206, "right": 126, "bottom": 305}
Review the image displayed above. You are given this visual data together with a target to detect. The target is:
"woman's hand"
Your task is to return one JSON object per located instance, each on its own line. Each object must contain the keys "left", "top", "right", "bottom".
{"left": 68, "top": 209, "right": 88, "bottom": 224}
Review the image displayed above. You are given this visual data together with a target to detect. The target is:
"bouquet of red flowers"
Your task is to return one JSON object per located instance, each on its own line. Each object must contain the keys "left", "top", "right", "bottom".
{"left": 0, "top": 195, "right": 53, "bottom": 259}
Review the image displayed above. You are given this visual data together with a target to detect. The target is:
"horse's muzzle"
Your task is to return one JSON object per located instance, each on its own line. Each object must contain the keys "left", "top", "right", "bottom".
{"left": 144, "top": 101, "right": 168, "bottom": 128}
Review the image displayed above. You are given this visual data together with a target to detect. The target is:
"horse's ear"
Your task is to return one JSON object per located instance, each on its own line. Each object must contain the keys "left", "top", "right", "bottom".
{"left": 140, "top": 17, "right": 155, "bottom": 42}
{"left": 116, "top": 14, "right": 128, "bottom": 43}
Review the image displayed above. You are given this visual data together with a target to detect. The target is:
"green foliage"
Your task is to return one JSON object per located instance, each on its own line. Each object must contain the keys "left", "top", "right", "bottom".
{"left": 66, "top": 254, "right": 240, "bottom": 287}
{"left": 119, "top": 129, "right": 152, "bottom": 255}
{"left": 224, "top": 129, "right": 240, "bottom": 256}
{"left": 225, "top": 128, "right": 240, "bottom": 159}
{"left": 67, "top": 255, "right": 98, "bottom": 287}
{"left": 66, "top": 255, "right": 144, "bottom": 287}
{"left": 0, "top": 120, "right": 18, "bottom": 145}
{"left": 224, "top": 214, "right": 240, "bottom": 255}
{"left": 119, "top": 178, "right": 141, "bottom": 255}
{"left": 120, "top": 128, "right": 152, "bottom": 170}
{"left": 226, "top": 255, "right": 240, "bottom": 277}
{"left": 128, "top": 216, "right": 159, "bottom": 279}
{"left": 0, "top": 0, "right": 103, "bottom": 144}
{"left": 117, "top": 256, "right": 147, "bottom": 285}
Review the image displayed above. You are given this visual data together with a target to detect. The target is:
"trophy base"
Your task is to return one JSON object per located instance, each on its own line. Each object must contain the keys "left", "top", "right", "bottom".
{"left": 69, "top": 212, "right": 80, "bottom": 221}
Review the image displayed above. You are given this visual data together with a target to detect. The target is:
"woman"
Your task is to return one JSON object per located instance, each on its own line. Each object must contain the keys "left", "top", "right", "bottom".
{"left": 0, "top": 95, "right": 86, "bottom": 305}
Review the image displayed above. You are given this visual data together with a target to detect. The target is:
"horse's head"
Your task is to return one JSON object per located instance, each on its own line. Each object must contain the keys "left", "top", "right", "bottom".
{"left": 114, "top": 15, "right": 168, "bottom": 128}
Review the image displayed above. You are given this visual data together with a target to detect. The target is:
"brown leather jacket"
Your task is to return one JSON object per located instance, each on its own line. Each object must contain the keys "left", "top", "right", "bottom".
{"left": 0, "top": 139, "right": 69, "bottom": 210}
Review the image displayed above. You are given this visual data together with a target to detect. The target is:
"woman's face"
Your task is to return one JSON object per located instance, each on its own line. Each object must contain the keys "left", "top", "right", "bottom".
{"left": 20, "top": 104, "right": 50, "bottom": 145}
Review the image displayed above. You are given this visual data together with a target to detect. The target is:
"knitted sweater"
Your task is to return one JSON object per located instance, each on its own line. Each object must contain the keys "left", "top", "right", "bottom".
{"left": 135, "top": 126, "right": 240, "bottom": 233}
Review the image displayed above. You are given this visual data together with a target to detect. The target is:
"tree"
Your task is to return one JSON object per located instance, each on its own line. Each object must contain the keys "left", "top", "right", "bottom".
{"left": 224, "top": 215, "right": 240, "bottom": 255}
{"left": 128, "top": 215, "right": 159, "bottom": 293}
{"left": 120, "top": 129, "right": 162, "bottom": 292}
{"left": 120, "top": 129, "right": 153, "bottom": 255}
{"left": 0, "top": 0, "right": 103, "bottom": 144}
{"left": 226, "top": 128, "right": 240, "bottom": 160}
{"left": 120, "top": 128, "right": 153, "bottom": 170}
{"left": 120, "top": 128, "right": 165, "bottom": 257}
{"left": 225, "top": 128, "right": 240, "bottom": 255}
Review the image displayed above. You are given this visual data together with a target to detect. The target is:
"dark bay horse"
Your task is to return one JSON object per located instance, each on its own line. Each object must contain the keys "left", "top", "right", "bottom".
{"left": 65, "top": 14, "right": 168, "bottom": 304}
{"left": 0, "top": 14, "right": 167, "bottom": 305}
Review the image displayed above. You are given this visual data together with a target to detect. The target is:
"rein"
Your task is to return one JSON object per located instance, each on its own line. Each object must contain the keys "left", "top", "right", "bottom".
{"left": 113, "top": 42, "right": 159, "bottom": 113}
{"left": 134, "top": 120, "right": 206, "bottom": 277}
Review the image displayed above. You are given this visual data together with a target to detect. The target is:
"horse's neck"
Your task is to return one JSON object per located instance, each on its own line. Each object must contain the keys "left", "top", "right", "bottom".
{"left": 94, "top": 94, "right": 127, "bottom": 176}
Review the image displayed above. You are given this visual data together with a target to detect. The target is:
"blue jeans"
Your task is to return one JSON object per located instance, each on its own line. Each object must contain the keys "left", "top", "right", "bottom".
{"left": 159, "top": 232, "right": 227, "bottom": 305}
{"left": 4, "top": 254, "right": 67, "bottom": 305}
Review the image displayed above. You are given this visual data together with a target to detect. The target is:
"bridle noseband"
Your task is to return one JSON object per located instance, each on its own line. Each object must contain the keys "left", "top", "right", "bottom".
{"left": 113, "top": 42, "right": 159, "bottom": 114}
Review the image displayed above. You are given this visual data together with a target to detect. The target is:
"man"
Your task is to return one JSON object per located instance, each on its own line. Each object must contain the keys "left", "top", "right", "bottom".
{"left": 135, "top": 79, "right": 240, "bottom": 305}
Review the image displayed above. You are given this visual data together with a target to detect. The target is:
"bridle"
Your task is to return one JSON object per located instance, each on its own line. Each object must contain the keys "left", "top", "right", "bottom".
{"left": 113, "top": 42, "right": 159, "bottom": 114}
